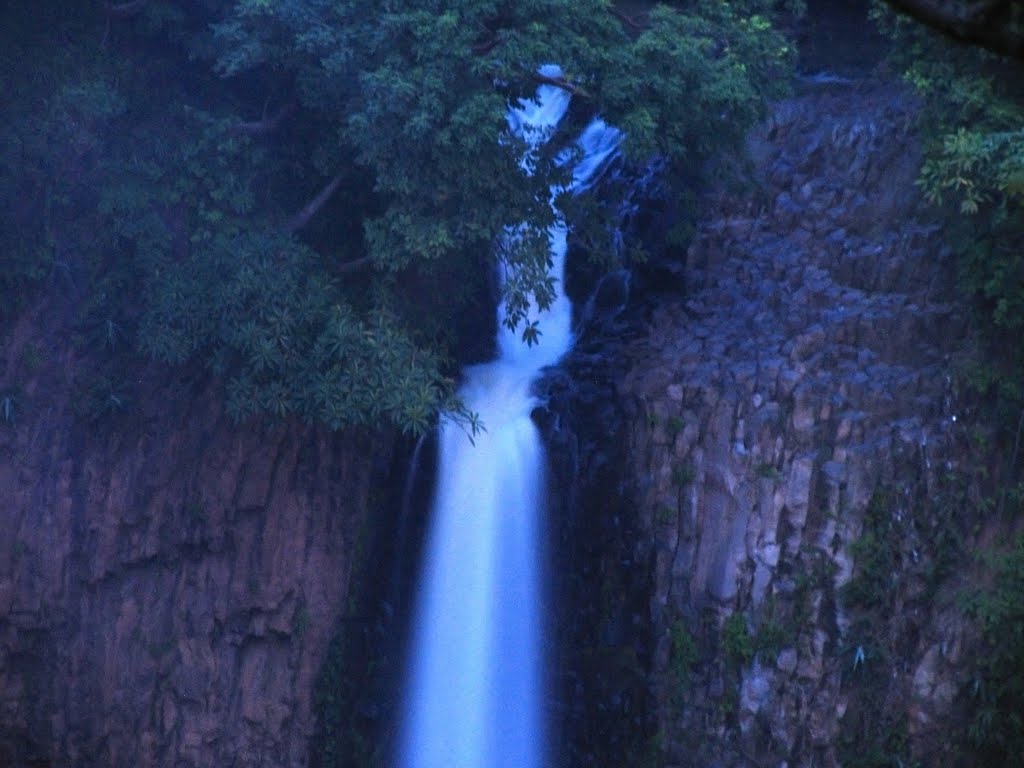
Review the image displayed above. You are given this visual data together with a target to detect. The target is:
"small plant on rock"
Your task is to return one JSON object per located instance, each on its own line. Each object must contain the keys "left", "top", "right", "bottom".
{"left": 672, "top": 464, "right": 696, "bottom": 487}
{"left": 75, "top": 376, "right": 131, "bottom": 423}
{"left": 722, "top": 612, "right": 754, "bottom": 667}
{"left": 1, "top": 388, "right": 21, "bottom": 426}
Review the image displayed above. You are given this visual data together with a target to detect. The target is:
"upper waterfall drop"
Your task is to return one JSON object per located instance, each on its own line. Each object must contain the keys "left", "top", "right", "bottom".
{"left": 497, "top": 70, "right": 622, "bottom": 366}
{"left": 398, "top": 68, "right": 622, "bottom": 768}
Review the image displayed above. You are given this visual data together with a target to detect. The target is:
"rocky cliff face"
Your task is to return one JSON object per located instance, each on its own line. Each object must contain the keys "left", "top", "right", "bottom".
{"left": 0, "top": 73, "right": 995, "bottom": 768}
{"left": 0, "top": 313, "right": 393, "bottom": 768}
{"left": 545, "top": 78, "right": 986, "bottom": 767}
{"left": 635, "top": 79, "right": 973, "bottom": 767}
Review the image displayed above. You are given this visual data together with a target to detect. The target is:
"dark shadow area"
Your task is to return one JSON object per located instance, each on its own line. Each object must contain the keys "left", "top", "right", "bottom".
{"left": 799, "top": 0, "right": 890, "bottom": 76}
{"left": 309, "top": 434, "right": 438, "bottom": 768}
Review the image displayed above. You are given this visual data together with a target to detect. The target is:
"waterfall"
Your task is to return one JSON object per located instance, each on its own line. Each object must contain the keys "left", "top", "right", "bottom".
{"left": 399, "top": 67, "right": 622, "bottom": 768}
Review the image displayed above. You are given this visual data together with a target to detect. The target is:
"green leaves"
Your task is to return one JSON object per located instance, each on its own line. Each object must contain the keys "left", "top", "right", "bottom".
{"left": 211, "top": 0, "right": 794, "bottom": 339}
{"left": 877, "top": 8, "right": 1024, "bottom": 411}
{"left": 919, "top": 127, "right": 1024, "bottom": 216}
{"left": 1, "top": 0, "right": 798, "bottom": 433}
{"left": 138, "top": 230, "right": 461, "bottom": 434}
{"left": 595, "top": 4, "right": 792, "bottom": 163}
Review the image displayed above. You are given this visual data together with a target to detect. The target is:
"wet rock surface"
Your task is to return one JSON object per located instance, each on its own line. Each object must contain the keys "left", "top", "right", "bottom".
{"left": 545, "top": 79, "right": 980, "bottom": 767}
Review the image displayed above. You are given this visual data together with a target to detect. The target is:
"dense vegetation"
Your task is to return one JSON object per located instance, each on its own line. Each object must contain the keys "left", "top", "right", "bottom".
{"left": 0, "top": 1, "right": 796, "bottom": 433}
{"left": 869, "top": 2, "right": 1024, "bottom": 418}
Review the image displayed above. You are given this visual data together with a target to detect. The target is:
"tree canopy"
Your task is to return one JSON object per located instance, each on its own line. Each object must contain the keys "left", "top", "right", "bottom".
{"left": 1, "top": 1, "right": 796, "bottom": 432}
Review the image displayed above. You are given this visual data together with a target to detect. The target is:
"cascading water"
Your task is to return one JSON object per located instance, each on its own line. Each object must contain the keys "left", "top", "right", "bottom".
{"left": 399, "top": 67, "right": 622, "bottom": 768}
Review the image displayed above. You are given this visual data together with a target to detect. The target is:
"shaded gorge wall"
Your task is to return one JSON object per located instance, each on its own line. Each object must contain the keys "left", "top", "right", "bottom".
{"left": 0, "top": 296, "right": 400, "bottom": 768}
{"left": 533, "top": 71, "right": 1010, "bottom": 768}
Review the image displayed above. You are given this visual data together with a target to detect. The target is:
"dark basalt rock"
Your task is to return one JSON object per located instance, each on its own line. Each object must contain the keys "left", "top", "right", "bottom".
{"left": 538, "top": 346, "right": 657, "bottom": 768}
{"left": 535, "top": 73, "right": 988, "bottom": 768}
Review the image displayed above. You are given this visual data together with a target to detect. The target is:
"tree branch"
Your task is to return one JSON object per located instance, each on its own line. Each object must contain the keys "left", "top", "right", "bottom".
{"left": 103, "top": 0, "right": 149, "bottom": 19}
{"left": 234, "top": 99, "right": 298, "bottom": 136}
{"left": 531, "top": 72, "right": 591, "bottom": 98}
{"left": 335, "top": 255, "right": 373, "bottom": 274}
{"left": 610, "top": 7, "right": 649, "bottom": 31}
{"left": 883, "top": 0, "right": 1024, "bottom": 58}
{"left": 471, "top": 36, "right": 502, "bottom": 55}
{"left": 284, "top": 174, "right": 343, "bottom": 233}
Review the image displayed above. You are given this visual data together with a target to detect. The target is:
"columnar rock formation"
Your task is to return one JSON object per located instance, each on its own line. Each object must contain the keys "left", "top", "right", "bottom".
{"left": 0, "top": 320, "right": 392, "bottom": 767}
{"left": 546, "top": 79, "right": 981, "bottom": 767}
{"left": 636, "top": 80, "right": 972, "bottom": 767}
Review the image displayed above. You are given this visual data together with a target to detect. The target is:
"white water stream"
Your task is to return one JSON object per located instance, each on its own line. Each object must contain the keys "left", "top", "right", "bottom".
{"left": 399, "top": 68, "right": 621, "bottom": 768}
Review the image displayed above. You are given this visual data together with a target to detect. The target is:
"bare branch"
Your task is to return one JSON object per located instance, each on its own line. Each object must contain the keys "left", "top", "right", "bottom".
{"left": 472, "top": 37, "right": 502, "bottom": 55}
{"left": 234, "top": 99, "right": 298, "bottom": 137}
{"left": 610, "top": 7, "right": 649, "bottom": 31}
{"left": 335, "top": 255, "right": 373, "bottom": 274}
{"left": 531, "top": 72, "right": 591, "bottom": 98}
{"left": 284, "top": 174, "right": 343, "bottom": 233}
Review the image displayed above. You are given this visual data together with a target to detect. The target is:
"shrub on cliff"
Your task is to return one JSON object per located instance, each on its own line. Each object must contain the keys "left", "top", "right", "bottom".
{"left": 871, "top": 2, "right": 1024, "bottom": 416}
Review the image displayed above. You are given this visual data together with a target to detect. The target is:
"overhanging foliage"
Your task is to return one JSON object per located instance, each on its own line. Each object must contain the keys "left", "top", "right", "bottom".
{"left": 0, "top": 1, "right": 796, "bottom": 432}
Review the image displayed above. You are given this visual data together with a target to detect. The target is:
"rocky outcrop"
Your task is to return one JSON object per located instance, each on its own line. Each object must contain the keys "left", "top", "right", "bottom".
{"left": 633, "top": 80, "right": 973, "bottom": 768}
{"left": 0, "top": 73, "right": 995, "bottom": 768}
{"left": 0, "top": 314, "right": 393, "bottom": 768}
{"left": 546, "top": 79, "right": 985, "bottom": 767}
